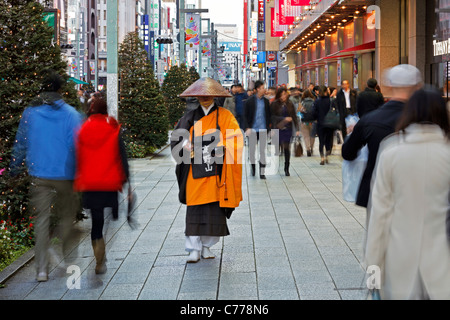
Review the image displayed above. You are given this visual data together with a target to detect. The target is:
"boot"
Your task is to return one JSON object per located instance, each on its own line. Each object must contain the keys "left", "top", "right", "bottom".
{"left": 251, "top": 164, "right": 256, "bottom": 176}
{"left": 259, "top": 163, "right": 266, "bottom": 179}
{"left": 92, "top": 238, "right": 107, "bottom": 274}
{"left": 320, "top": 157, "right": 325, "bottom": 165}
{"left": 306, "top": 149, "right": 311, "bottom": 157}
{"left": 325, "top": 156, "right": 329, "bottom": 164}
{"left": 284, "top": 162, "right": 290, "bottom": 176}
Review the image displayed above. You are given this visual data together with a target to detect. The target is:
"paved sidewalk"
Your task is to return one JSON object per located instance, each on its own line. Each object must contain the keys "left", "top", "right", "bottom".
{"left": 0, "top": 143, "right": 370, "bottom": 300}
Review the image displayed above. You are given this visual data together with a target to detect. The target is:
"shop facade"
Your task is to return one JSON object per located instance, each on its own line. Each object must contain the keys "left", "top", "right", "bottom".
{"left": 281, "top": 0, "right": 450, "bottom": 98}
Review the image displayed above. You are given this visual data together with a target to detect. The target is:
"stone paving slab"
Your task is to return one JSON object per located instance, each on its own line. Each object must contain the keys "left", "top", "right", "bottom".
{"left": 0, "top": 142, "right": 371, "bottom": 300}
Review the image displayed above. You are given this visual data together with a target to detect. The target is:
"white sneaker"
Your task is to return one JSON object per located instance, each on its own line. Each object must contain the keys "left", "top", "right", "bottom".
{"left": 186, "top": 250, "right": 200, "bottom": 263}
{"left": 201, "top": 247, "right": 215, "bottom": 259}
{"left": 36, "top": 272, "right": 48, "bottom": 282}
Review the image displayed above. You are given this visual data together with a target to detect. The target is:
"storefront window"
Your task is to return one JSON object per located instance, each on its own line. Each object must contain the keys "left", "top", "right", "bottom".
{"left": 433, "top": 0, "right": 450, "bottom": 101}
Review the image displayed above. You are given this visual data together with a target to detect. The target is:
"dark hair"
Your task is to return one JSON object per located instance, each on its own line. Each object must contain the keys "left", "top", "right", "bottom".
{"left": 302, "top": 89, "right": 315, "bottom": 100}
{"left": 396, "top": 87, "right": 449, "bottom": 138}
{"left": 318, "top": 85, "right": 329, "bottom": 97}
{"left": 329, "top": 87, "right": 336, "bottom": 94}
{"left": 254, "top": 80, "right": 265, "bottom": 90}
{"left": 89, "top": 98, "right": 108, "bottom": 116}
{"left": 41, "top": 69, "right": 64, "bottom": 92}
{"left": 367, "top": 78, "right": 378, "bottom": 89}
{"left": 275, "top": 87, "right": 288, "bottom": 101}
{"left": 313, "top": 86, "right": 320, "bottom": 92}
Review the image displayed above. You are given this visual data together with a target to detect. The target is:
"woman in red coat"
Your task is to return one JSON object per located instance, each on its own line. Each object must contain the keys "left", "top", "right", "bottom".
{"left": 74, "top": 98, "right": 129, "bottom": 274}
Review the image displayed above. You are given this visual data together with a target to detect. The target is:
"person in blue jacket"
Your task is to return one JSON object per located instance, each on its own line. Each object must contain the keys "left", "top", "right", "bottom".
{"left": 10, "top": 70, "right": 83, "bottom": 282}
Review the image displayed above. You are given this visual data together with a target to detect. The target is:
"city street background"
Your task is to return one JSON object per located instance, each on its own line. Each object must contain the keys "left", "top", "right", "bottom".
{"left": 0, "top": 143, "right": 370, "bottom": 300}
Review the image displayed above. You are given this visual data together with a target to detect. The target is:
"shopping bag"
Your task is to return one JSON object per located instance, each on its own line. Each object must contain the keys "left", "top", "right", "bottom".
{"left": 342, "top": 145, "right": 368, "bottom": 202}
{"left": 292, "top": 136, "right": 303, "bottom": 157}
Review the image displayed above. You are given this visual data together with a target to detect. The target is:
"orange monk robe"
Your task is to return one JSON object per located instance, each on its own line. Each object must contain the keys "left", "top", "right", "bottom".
{"left": 186, "top": 107, "right": 244, "bottom": 209}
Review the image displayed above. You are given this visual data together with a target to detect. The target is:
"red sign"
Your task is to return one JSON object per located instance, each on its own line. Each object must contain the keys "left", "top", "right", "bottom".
{"left": 268, "top": 53, "right": 276, "bottom": 61}
{"left": 258, "top": 0, "right": 264, "bottom": 21}
{"left": 271, "top": 8, "right": 284, "bottom": 37}
{"left": 279, "top": 0, "right": 295, "bottom": 26}
{"left": 244, "top": 0, "right": 248, "bottom": 54}
{"left": 291, "top": 0, "right": 311, "bottom": 5}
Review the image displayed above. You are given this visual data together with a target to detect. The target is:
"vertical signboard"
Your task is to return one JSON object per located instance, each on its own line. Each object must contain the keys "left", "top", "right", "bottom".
{"left": 258, "top": 0, "right": 265, "bottom": 33}
{"left": 185, "top": 13, "right": 200, "bottom": 50}
{"left": 337, "top": 59, "right": 342, "bottom": 86}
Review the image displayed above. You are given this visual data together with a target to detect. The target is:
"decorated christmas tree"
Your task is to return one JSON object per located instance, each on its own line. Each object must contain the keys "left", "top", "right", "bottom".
{"left": 188, "top": 66, "right": 200, "bottom": 84}
{"left": 0, "top": 0, "right": 80, "bottom": 222}
{"left": 118, "top": 31, "right": 169, "bottom": 152}
{"left": 161, "top": 64, "right": 196, "bottom": 127}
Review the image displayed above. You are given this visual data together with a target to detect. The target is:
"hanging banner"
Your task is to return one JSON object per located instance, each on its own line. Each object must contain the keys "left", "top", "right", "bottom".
{"left": 337, "top": 59, "right": 342, "bottom": 86}
{"left": 201, "top": 38, "right": 211, "bottom": 57}
{"left": 324, "top": 64, "right": 329, "bottom": 87}
{"left": 315, "top": 67, "right": 319, "bottom": 86}
{"left": 185, "top": 13, "right": 200, "bottom": 50}
{"left": 353, "top": 57, "right": 359, "bottom": 89}
{"left": 279, "top": 0, "right": 305, "bottom": 26}
{"left": 291, "top": 0, "right": 311, "bottom": 5}
{"left": 271, "top": 6, "right": 287, "bottom": 37}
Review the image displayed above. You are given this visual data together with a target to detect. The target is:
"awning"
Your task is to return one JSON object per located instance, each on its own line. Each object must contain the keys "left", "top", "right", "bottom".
{"left": 288, "top": 41, "right": 376, "bottom": 71}
{"left": 338, "top": 41, "right": 376, "bottom": 54}
{"left": 68, "top": 77, "right": 89, "bottom": 85}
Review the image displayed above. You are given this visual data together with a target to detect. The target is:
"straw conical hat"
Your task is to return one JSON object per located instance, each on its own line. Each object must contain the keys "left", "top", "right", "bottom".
{"left": 179, "top": 77, "right": 232, "bottom": 97}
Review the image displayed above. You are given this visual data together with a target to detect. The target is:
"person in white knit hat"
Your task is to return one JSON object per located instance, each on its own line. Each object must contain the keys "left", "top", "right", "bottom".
{"left": 342, "top": 64, "right": 423, "bottom": 211}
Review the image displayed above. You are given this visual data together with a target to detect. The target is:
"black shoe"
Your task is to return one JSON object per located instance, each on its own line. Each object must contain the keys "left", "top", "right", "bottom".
{"left": 307, "top": 150, "right": 311, "bottom": 157}
{"left": 260, "top": 174, "right": 266, "bottom": 180}
{"left": 251, "top": 164, "right": 256, "bottom": 176}
{"left": 284, "top": 163, "right": 290, "bottom": 176}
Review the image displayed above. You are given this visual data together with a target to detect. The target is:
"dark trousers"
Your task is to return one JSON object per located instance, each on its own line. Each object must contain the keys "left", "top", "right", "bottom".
{"left": 318, "top": 126, "right": 334, "bottom": 157}
{"left": 281, "top": 142, "right": 291, "bottom": 165}
{"left": 90, "top": 207, "right": 105, "bottom": 241}
{"left": 248, "top": 130, "right": 267, "bottom": 167}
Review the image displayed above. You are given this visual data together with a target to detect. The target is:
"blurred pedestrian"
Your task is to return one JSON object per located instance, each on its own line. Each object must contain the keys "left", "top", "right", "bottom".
{"left": 244, "top": 80, "right": 271, "bottom": 179}
{"left": 342, "top": 64, "right": 423, "bottom": 209}
{"left": 298, "top": 89, "right": 317, "bottom": 157}
{"left": 223, "top": 84, "right": 237, "bottom": 117}
{"left": 356, "top": 78, "right": 385, "bottom": 118}
{"left": 265, "top": 86, "right": 277, "bottom": 103}
{"left": 289, "top": 87, "right": 301, "bottom": 111}
{"left": 10, "top": 70, "right": 83, "bottom": 282}
{"left": 313, "top": 86, "right": 335, "bottom": 165}
{"left": 234, "top": 84, "right": 248, "bottom": 129}
{"left": 364, "top": 87, "right": 450, "bottom": 300}
{"left": 270, "top": 87, "right": 300, "bottom": 176}
{"left": 74, "top": 98, "right": 129, "bottom": 274}
{"left": 171, "top": 78, "right": 243, "bottom": 263}
{"left": 336, "top": 80, "right": 357, "bottom": 139}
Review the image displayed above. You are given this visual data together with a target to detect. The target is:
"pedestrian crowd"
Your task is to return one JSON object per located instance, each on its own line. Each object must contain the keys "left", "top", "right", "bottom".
{"left": 7, "top": 64, "right": 450, "bottom": 300}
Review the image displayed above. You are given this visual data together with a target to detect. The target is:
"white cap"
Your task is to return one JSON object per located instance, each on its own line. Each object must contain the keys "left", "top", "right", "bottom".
{"left": 382, "top": 64, "right": 423, "bottom": 88}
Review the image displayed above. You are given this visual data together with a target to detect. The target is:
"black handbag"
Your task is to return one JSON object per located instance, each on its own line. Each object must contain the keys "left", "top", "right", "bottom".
{"left": 322, "top": 101, "right": 341, "bottom": 130}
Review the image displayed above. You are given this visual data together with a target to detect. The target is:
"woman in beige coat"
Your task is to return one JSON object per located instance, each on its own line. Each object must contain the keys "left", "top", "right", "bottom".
{"left": 364, "top": 88, "right": 450, "bottom": 300}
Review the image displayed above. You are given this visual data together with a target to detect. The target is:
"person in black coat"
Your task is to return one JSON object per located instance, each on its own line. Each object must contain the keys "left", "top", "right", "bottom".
{"left": 244, "top": 80, "right": 271, "bottom": 179}
{"left": 342, "top": 64, "right": 423, "bottom": 209}
{"left": 313, "top": 86, "right": 335, "bottom": 165}
{"left": 336, "top": 80, "right": 357, "bottom": 139}
{"left": 356, "top": 78, "right": 385, "bottom": 118}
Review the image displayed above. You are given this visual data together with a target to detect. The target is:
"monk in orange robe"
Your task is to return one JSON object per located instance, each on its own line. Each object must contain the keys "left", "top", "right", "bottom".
{"left": 171, "top": 78, "right": 244, "bottom": 263}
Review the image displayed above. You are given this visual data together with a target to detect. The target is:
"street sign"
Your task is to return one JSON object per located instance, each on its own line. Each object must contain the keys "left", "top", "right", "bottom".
{"left": 267, "top": 61, "right": 277, "bottom": 68}
{"left": 268, "top": 53, "right": 276, "bottom": 61}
